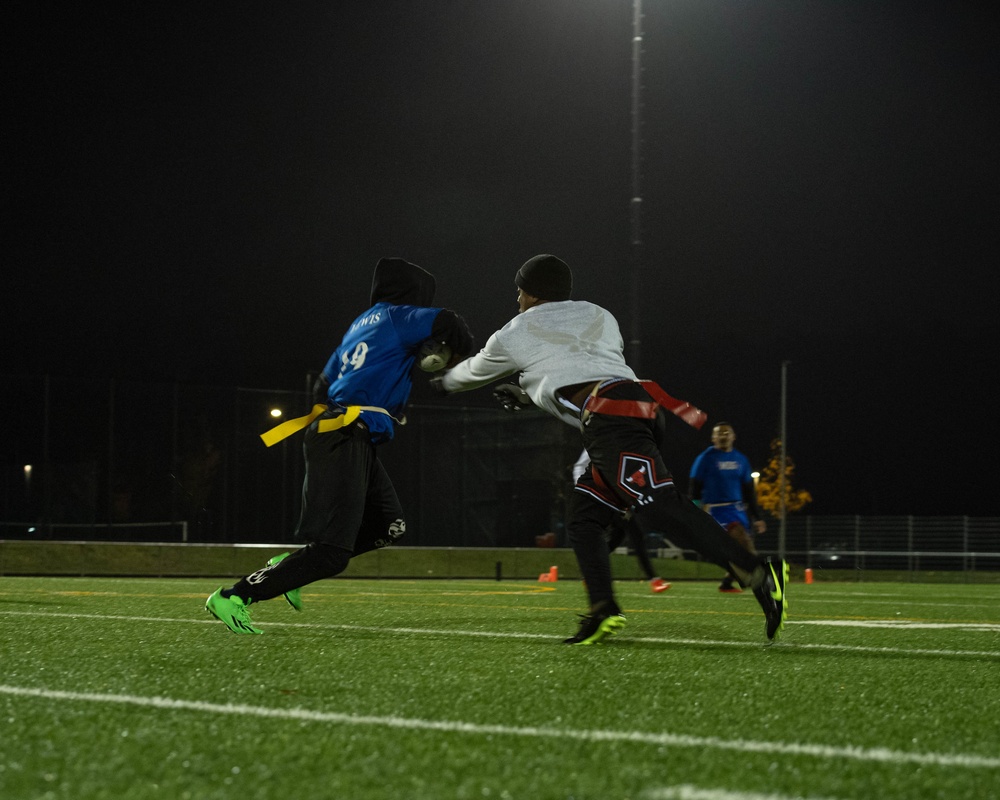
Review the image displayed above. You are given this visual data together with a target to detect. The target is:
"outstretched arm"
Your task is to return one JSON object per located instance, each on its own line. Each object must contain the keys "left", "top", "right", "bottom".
{"left": 440, "top": 332, "right": 519, "bottom": 394}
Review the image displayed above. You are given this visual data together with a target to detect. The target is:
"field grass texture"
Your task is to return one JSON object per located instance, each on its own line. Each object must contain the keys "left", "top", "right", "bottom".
{"left": 1, "top": 576, "right": 998, "bottom": 799}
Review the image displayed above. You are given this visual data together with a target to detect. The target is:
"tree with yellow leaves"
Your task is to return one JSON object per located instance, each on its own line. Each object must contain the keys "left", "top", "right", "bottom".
{"left": 755, "top": 438, "right": 812, "bottom": 518}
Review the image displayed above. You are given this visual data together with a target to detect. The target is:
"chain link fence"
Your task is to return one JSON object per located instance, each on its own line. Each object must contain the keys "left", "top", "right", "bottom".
{"left": 3, "top": 375, "right": 998, "bottom": 576}
{"left": 1, "top": 374, "right": 579, "bottom": 547}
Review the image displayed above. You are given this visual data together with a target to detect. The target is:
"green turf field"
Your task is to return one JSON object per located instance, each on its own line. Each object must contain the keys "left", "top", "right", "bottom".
{"left": 1, "top": 576, "right": 998, "bottom": 799}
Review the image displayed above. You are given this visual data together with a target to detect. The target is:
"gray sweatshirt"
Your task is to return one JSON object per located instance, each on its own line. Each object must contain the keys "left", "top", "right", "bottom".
{"left": 441, "top": 300, "right": 637, "bottom": 429}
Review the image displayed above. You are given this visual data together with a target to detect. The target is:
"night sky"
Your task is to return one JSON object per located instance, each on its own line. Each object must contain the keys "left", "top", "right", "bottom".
{"left": 5, "top": 1, "right": 998, "bottom": 516}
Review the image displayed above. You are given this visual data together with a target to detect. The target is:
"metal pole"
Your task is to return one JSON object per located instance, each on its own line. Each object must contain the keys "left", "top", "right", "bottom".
{"left": 629, "top": 0, "right": 644, "bottom": 374}
{"left": 231, "top": 387, "right": 240, "bottom": 543}
{"left": 778, "top": 360, "right": 789, "bottom": 560}
{"left": 171, "top": 381, "right": 179, "bottom": 538}
{"left": 42, "top": 375, "right": 52, "bottom": 537}
{"left": 108, "top": 378, "right": 115, "bottom": 537}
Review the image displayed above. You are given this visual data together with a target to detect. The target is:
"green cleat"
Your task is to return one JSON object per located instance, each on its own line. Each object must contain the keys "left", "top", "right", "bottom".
{"left": 752, "top": 557, "right": 789, "bottom": 642}
{"left": 773, "top": 558, "right": 790, "bottom": 637}
{"left": 563, "top": 611, "right": 627, "bottom": 645}
{"left": 205, "top": 588, "right": 263, "bottom": 634}
{"left": 266, "top": 552, "right": 302, "bottom": 611}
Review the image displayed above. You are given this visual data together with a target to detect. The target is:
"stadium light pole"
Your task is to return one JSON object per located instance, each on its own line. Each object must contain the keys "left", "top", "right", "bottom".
{"left": 628, "top": 0, "right": 644, "bottom": 374}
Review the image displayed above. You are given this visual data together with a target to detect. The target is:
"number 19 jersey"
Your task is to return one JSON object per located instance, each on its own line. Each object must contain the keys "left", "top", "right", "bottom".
{"left": 322, "top": 301, "right": 441, "bottom": 442}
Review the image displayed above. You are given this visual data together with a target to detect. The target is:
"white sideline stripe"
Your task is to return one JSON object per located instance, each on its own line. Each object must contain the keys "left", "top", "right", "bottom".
{"left": 628, "top": 636, "right": 1000, "bottom": 659}
{"left": 795, "top": 620, "right": 1000, "bottom": 631}
{"left": 793, "top": 598, "right": 998, "bottom": 610}
{"left": 643, "top": 786, "right": 840, "bottom": 800}
{"left": 1, "top": 684, "right": 998, "bottom": 770}
{"left": 2, "top": 610, "right": 999, "bottom": 659}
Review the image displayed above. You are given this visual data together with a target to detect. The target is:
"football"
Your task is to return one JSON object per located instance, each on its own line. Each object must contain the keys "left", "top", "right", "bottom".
{"left": 417, "top": 339, "right": 452, "bottom": 372}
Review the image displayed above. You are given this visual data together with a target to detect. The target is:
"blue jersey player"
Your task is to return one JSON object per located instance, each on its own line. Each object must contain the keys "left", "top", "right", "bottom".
{"left": 206, "top": 258, "right": 473, "bottom": 634}
{"left": 689, "top": 422, "right": 767, "bottom": 593}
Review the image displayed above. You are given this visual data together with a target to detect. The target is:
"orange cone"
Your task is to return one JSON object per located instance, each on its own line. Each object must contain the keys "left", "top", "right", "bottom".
{"left": 548, "top": 566, "right": 559, "bottom": 582}
{"left": 804, "top": 568, "right": 814, "bottom": 584}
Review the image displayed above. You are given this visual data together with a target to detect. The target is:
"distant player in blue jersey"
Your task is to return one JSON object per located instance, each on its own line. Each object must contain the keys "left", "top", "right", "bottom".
{"left": 689, "top": 422, "right": 767, "bottom": 593}
{"left": 206, "top": 257, "right": 473, "bottom": 634}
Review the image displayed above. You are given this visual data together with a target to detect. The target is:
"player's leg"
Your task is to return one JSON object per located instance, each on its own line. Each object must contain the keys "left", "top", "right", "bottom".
{"left": 718, "top": 572, "right": 741, "bottom": 592}
{"left": 227, "top": 541, "right": 353, "bottom": 605}
{"left": 563, "top": 488, "right": 627, "bottom": 644}
{"left": 638, "top": 489, "right": 760, "bottom": 580}
{"left": 638, "top": 492, "right": 785, "bottom": 637}
{"left": 634, "top": 408, "right": 760, "bottom": 579}
{"left": 714, "top": 508, "right": 755, "bottom": 592}
{"left": 627, "top": 521, "right": 655, "bottom": 580}
{"left": 586, "top": 401, "right": 786, "bottom": 639}
{"left": 625, "top": 516, "right": 670, "bottom": 591}
{"left": 604, "top": 514, "right": 629, "bottom": 552}
{"left": 352, "top": 457, "right": 406, "bottom": 556}
{"left": 206, "top": 422, "right": 367, "bottom": 632}
{"left": 623, "top": 467, "right": 786, "bottom": 638}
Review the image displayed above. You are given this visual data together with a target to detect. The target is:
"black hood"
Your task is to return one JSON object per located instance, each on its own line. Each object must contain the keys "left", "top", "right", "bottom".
{"left": 370, "top": 257, "right": 436, "bottom": 307}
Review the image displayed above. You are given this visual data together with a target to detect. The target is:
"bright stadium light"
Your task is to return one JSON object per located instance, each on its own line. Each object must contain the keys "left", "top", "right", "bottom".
{"left": 269, "top": 408, "right": 282, "bottom": 418}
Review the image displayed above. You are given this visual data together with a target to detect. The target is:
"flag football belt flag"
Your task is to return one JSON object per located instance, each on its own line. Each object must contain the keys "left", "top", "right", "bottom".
{"left": 259, "top": 404, "right": 398, "bottom": 448}
{"left": 583, "top": 381, "right": 707, "bottom": 430}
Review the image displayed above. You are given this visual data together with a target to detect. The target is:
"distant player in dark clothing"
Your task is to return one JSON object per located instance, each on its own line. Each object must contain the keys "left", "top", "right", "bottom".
{"left": 689, "top": 422, "right": 767, "bottom": 593}
{"left": 206, "top": 258, "right": 473, "bottom": 634}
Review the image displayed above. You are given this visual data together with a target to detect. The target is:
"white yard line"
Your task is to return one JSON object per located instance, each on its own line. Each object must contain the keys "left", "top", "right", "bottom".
{"left": 788, "top": 597, "right": 999, "bottom": 610}
{"left": 642, "top": 786, "right": 841, "bottom": 800}
{"left": 792, "top": 619, "right": 1000, "bottom": 631}
{"left": 1, "top": 684, "right": 998, "bottom": 770}
{"left": 2, "top": 609, "right": 999, "bottom": 659}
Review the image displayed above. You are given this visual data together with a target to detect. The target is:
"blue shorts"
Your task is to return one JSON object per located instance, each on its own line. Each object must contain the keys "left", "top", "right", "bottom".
{"left": 708, "top": 503, "right": 751, "bottom": 532}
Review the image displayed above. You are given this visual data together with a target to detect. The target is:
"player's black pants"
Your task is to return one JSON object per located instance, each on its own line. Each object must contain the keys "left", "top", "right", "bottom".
{"left": 232, "top": 412, "right": 404, "bottom": 605}
{"left": 603, "top": 517, "right": 657, "bottom": 581}
{"left": 570, "top": 381, "right": 760, "bottom": 611}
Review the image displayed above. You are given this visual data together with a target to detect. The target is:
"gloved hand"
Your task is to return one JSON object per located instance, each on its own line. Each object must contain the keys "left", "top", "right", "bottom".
{"left": 493, "top": 383, "right": 532, "bottom": 412}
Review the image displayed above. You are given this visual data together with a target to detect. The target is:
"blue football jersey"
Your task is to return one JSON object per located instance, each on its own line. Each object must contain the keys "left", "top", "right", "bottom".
{"left": 689, "top": 447, "right": 754, "bottom": 504}
{"left": 322, "top": 301, "right": 440, "bottom": 441}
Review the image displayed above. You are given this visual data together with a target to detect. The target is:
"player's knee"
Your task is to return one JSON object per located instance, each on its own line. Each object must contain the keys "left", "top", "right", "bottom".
{"left": 304, "top": 542, "right": 352, "bottom": 577}
{"left": 568, "top": 508, "right": 619, "bottom": 546}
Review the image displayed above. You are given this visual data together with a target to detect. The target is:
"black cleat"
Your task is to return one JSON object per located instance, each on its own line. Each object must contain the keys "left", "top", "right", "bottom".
{"left": 563, "top": 609, "right": 627, "bottom": 645}
{"left": 752, "top": 558, "right": 789, "bottom": 641}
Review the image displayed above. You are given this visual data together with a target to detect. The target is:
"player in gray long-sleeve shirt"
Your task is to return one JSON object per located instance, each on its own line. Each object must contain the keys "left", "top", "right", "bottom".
{"left": 440, "top": 254, "right": 788, "bottom": 644}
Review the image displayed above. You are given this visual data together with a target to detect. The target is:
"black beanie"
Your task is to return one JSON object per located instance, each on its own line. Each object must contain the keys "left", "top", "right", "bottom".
{"left": 515, "top": 254, "right": 573, "bottom": 301}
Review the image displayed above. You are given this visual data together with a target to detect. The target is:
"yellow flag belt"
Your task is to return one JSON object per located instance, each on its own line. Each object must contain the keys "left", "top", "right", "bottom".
{"left": 260, "top": 404, "right": 396, "bottom": 448}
